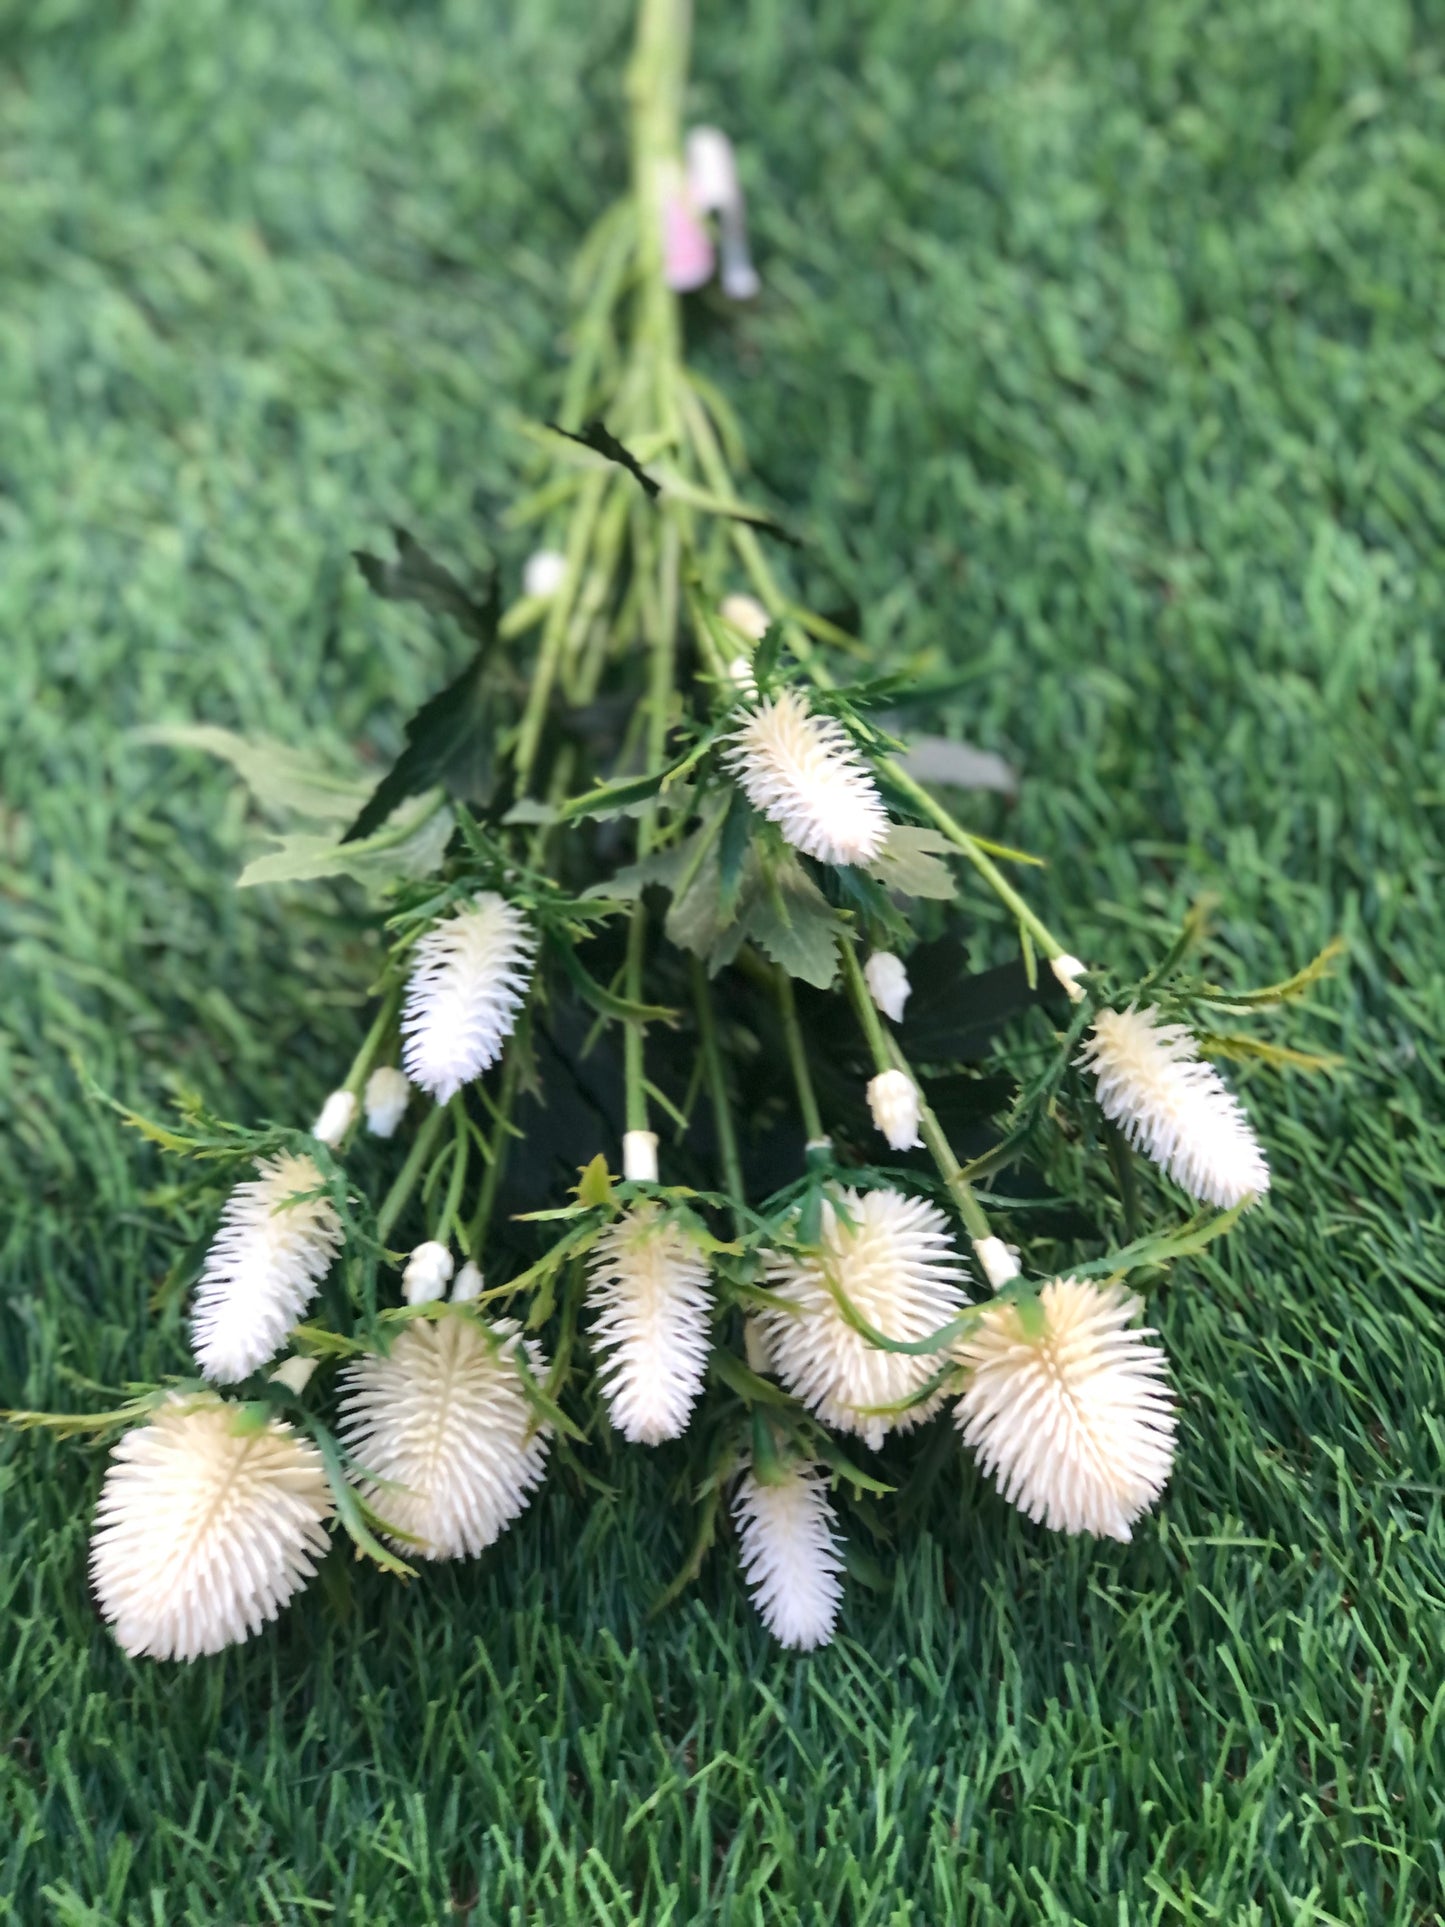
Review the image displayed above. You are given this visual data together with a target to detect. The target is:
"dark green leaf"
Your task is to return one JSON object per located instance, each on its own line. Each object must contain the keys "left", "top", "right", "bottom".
{"left": 546, "top": 419, "right": 660, "bottom": 498}
{"left": 352, "top": 527, "right": 497, "bottom": 641}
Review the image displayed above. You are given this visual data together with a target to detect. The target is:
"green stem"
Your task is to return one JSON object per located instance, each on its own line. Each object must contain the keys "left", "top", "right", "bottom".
{"left": 341, "top": 985, "right": 401, "bottom": 1098}
{"left": 836, "top": 937, "right": 993, "bottom": 1243}
{"left": 435, "top": 1096, "right": 471, "bottom": 1253}
{"left": 774, "top": 967, "right": 825, "bottom": 1145}
{"left": 880, "top": 758, "right": 1066, "bottom": 961}
{"left": 468, "top": 1044, "right": 525, "bottom": 1252}
{"left": 691, "top": 957, "right": 744, "bottom": 1214}
{"left": 376, "top": 1102, "right": 448, "bottom": 1249}
{"left": 624, "top": 903, "right": 650, "bottom": 1134}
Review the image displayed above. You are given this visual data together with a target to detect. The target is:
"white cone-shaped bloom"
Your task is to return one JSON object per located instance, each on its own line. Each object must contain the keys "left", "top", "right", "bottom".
{"left": 311, "top": 1089, "right": 356, "bottom": 1147}
{"left": 864, "top": 950, "right": 910, "bottom": 1022}
{"left": 719, "top": 592, "right": 770, "bottom": 642}
{"left": 90, "top": 1395, "right": 333, "bottom": 1660}
{"left": 585, "top": 1203, "right": 712, "bottom": 1444}
{"left": 339, "top": 1316, "right": 549, "bottom": 1559}
{"left": 726, "top": 655, "right": 758, "bottom": 701}
{"left": 364, "top": 1066, "right": 411, "bottom": 1138}
{"left": 1051, "top": 953, "right": 1088, "bottom": 1004}
{"left": 523, "top": 548, "right": 568, "bottom": 601}
{"left": 955, "top": 1277, "right": 1176, "bottom": 1541}
{"left": 759, "top": 1188, "right": 969, "bottom": 1449}
{"left": 191, "top": 1153, "right": 342, "bottom": 1384}
{"left": 403, "top": 1241, "right": 453, "bottom": 1306}
{"left": 867, "top": 1069, "right": 922, "bottom": 1151}
{"left": 1078, "top": 1004, "right": 1270, "bottom": 1208}
{"left": 725, "top": 690, "right": 888, "bottom": 868}
{"left": 733, "top": 1462, "right": 844, "bottom": 1651}
{"left": 451, "top": 1259, "right": 484, "bottom": 1304}
{"left": 401, "top": 893, "right": 534, "bottom": 1104}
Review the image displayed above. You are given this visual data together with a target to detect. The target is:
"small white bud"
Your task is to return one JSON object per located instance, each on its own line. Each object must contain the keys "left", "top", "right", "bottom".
{"left": 452, "top": 1260, "right": 484, "bottom": 1304}
{"left": 269, "top": 1355, "right": 319, "bottom": 1397}
{"left": 310, "top": 1089, "right": 356, "bottom": 1147}
{"left": 364, "top": 1066, "right": 411, "bottom": 1139}
{"left": 719, "top": 592, "right": 771, "bottom": 642}
{"left": 1051, "top": 954, "right": 1088, "bottom": 1004}
{"left": 863, "top": 951, "right": 911, "bottom": 1023}
{"left": 403, "top": 1241, "right": 454, "bottom": 1307}
{"left": 727, "top": 655, "right": 758, "bottom": 700}
{"left": 622, "top": 1130, "right": 660, "bottom": 1183}
{"left": 866, "top": 1069, "right": 923, "bottom": 1151}
{"left": 971, "top": 1235, "right": 1021, "bottom": 1289}
{"left": 523, "top": 549, "right": 568, "bottom": 601}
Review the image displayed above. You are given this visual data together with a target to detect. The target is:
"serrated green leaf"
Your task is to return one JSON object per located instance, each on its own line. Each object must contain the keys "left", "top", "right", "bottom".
{"left": 866, "top": 825, "right": 958, "bottom": 901}
{"left": 238, "top": 792, "right": 453, "bottom": 890}
{"left": 344, "top": 563, "right": 502, "bottom": 842}
{"left": 353, "top": 527, "right": 497, "bottom": 641}
{"left": 576, "top": 1154, "right": 614, "bottom": 1210}
{"left": 134, "top": 725, "right": 371, "bottom": 821}
{"left": 744, "top": 856, "right": 845, "bottom": 989}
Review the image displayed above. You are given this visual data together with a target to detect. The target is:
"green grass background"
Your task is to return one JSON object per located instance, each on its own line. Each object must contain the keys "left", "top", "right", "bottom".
{"left": 3, "top": 0, "right": 1444, "bottom": 1920}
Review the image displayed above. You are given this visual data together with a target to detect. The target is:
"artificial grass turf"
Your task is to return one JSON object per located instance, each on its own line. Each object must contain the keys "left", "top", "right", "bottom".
{"left": 2, "top": 0, "right": 1444, "bottom": 1917}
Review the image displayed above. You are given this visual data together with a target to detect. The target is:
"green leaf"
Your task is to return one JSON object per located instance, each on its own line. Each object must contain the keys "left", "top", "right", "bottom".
{"left": 576, "top": 1154, "right": 614, "bottom": 1210}
{"left": 344, "top": 573, "right": 502, "bottom": 842}
{"left": 743, "top": 856, "right": 846, "bottom": 989}
{"left": 865, "top": 825, "right": 958, "bottom": 900}
{"left": 238, "top": 792, "right": 452, "bottom": 890}
{"left": 897, "top": 735, "right": 1018, "bottom": 797}
{"left": 353, "top": 527, "right": 498, "bottom": 641}
{"left": 545, "top": 419, "right": 660, "bottom": 498}
{"left": 711, "top": 1349, "right": 797, "bottom": 1409}
{"left": 134, "top": 725, "right": 371, "bottom": 821}
{"left": 553, "top": 942, "right": 679, "bottom": 1026}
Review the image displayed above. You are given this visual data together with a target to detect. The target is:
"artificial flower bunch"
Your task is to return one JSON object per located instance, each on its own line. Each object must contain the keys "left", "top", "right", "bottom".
{"left": 10, "top": 0, "right": 1332, "bottom": 1661}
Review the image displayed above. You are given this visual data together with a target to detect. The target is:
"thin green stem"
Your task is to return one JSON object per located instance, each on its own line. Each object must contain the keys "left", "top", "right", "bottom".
{"left": 376, "top": 1102, "right": 448, "bottom": 1249}
{"left": 691, "top": 957, "right": 745, "bottom": 1216}
{"left": 836, "top": 937, "right": 993, "bottom": 1243}
{"left": 624, "top": 903, "right": 650, "bottom": 1134}
{"left": 341, "top": 985, "right": 401, "bottom": 1098}
{"left": 880, "top": 757, "right": 1066, "bottom": 961}
{"left": 468, "top": 1044, "right": 525, "bottom": 1252}
{"left": 435, "top": 1096, "right": 471, "bottom": 1253}
{"left": 774, "top": 966, "right": 825, "bottom": 1145}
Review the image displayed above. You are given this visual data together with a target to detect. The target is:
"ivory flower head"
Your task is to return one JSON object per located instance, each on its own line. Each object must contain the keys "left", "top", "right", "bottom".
{"left": 725, "top": 689, "right": 888, "bottom": 868}
{"left": 401, "top": 893, "right": 535, "bottom": 1104}
{"left": 954, "top": 1276, "right": 1176, "bottom": 1541}
{"left": 733, "top": 1460, "right": 844, "bottom": 1650}
{"left": 90, "top": 1395, "right": 333, "bottom": 1660}
{"left": 191, "top": 1153, "right": 342, "bottom": 1384}
{"left": 758, "top": 1188, "right": 969, "bottom": 1449}
{"left": 1078, "top": 1004, "right": 1270, "bottom": 1208}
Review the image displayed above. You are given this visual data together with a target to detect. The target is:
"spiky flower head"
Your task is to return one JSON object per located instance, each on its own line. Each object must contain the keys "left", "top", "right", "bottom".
{"left": 90, "top": 1395, "right": 333, "bottom": 1660}
{"left": 191, "top": 1153, "right": 342, "bottom": 1384}
{"left": 339, "top": 1316, "right": 550, "bottom": 1560}
{"left": 725, "top": 689, "right": 888, "bottom": 868}
{"left": 585, "top": 1203, "right": 712, "bottom": 1444}
{"left": 311, "top": 1089, "right": 356, "bottom": 1147}
{"left": 733, "top": 1461, "right": 844, "bottom": 1651}
{"left": 758, "top": 1188, "right": 969, "bottom": 1449}
{"left": 864, "top": 950, "right": 910, "bottom": 1022}
{"left": 364, "top": 1065, "right": 411, "bottom": 1138}
{"left": 1078, "top": 1004, "right": 1270, "bottom": 1208}
{"left": 401, "top": 893, "right": 535, "bottom": 1105}
{"left": 867, "top": 1069, "right": 922, "bottom": 1151}
{"left": 954, "top": 1277, "right": 1176, "bottom": 1541}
